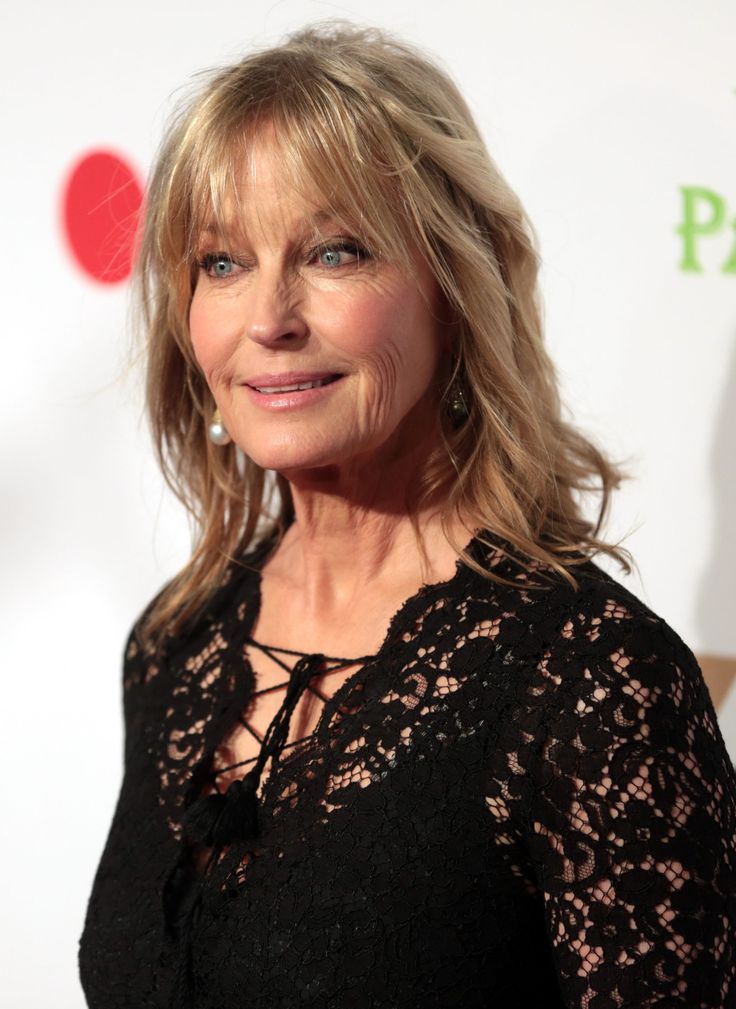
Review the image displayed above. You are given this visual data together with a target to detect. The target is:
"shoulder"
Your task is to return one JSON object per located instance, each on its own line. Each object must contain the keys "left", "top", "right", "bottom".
{"left": 540, "top": 557, "right": 695, "bottom": 670}
{"left": 542, "top": 557, "right": 700, "bottom": 689}
{"left": 477, "top": 547, "right": 736, "bottom": 820}
{"left": 490, "top": 551, "right": 720, "bottom": 762}
{"left": 469, "top": 536, "right": 708, "bottom": 719}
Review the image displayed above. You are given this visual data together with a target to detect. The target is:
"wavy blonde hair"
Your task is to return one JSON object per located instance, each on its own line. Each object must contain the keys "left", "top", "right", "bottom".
{"left": 135, "top": 18, "right": 635, "bottom": 650}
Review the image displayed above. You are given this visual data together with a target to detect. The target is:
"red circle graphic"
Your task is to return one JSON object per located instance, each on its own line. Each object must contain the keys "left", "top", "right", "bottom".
{"left": 62, "top": 150, "right": 143, "bottom": 284}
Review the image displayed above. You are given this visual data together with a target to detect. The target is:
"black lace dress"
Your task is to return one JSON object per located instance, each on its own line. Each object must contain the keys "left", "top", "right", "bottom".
{"left": 78, "top": 528, "right": 736, "bottom": 1008}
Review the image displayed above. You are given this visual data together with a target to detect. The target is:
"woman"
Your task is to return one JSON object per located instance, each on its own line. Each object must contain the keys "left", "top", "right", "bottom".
{"left": 79, "top": 20, "right": 736, "bottom": 1009}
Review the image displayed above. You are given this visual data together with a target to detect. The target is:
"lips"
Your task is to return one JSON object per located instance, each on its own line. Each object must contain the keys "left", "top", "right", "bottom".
{"left": 242, "top": 373, "right": 346, "bottom": 410}
{"left": 244, "top": 370, "right": 343, "bottom": 390}
{"left": 250, "top": 375, "right": 341, "bottom": 393}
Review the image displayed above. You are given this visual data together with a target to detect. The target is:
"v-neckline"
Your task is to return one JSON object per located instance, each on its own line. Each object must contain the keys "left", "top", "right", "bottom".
{"left": 237, "top": 524, "right": 488, "bottom": 730}
{"left": 184, "top": 525, "right": 502, "bottom": 837}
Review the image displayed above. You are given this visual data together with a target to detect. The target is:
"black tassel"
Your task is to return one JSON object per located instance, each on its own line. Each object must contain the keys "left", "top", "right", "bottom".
{"left": 181, "top": 791, "right": 228, "bottom": 847}
{"left": 182, "top": 768, "right": 261, "bottom": 847}
{"left": 212, "top": 770, "right": 260, "bottom": 843}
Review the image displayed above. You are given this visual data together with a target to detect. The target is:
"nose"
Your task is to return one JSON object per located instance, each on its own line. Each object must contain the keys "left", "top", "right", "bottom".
{"left": 243, "top": 265, "right": 308, "bottom": 347}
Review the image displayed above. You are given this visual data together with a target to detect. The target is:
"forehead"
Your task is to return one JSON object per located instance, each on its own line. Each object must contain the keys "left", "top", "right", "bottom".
{"left": 202, "top": 134, "right": 350, "bottom": 241}
{"left": 241, "top": 136, "right": 301, "bottom": 203}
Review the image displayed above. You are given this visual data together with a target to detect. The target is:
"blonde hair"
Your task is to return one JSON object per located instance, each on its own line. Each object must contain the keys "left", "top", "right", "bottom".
{"left": 135, "top": 18, "right": 635, "bottom": 650}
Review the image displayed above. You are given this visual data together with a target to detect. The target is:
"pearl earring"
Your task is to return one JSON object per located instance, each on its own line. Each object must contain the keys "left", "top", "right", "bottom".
{"left": 208, "top": 407, "right": 231, "bottom": 446}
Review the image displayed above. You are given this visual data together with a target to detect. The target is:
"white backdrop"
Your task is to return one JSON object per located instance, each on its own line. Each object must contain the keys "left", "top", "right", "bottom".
{"left": 2, "top": 1, "right": 734, "bottom": 1005}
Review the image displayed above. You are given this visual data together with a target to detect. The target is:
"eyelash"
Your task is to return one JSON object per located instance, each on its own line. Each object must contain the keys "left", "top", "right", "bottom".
{"left": 197, "top": 240, "right": 369, "bottom": 279}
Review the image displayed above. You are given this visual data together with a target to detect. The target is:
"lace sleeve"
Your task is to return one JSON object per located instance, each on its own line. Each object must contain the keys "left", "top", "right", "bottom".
{"left": 511, "top": 596, "right": 736, "bottom": 1007}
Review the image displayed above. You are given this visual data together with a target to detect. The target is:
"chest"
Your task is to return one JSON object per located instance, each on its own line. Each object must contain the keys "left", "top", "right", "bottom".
{"left": 208, "top": 573, "right": 418, "bottom": 798}
{"left": 212, "top": 645, "right": 367, "bottom": 798}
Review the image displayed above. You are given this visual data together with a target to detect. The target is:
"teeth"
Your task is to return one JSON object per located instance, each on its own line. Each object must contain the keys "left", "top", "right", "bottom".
{"left": 254, "top": 376, "right": 337, "bottom": 393}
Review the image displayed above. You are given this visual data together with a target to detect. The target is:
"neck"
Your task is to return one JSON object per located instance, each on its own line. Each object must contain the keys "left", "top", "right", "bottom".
{"left": 268, "top": 418, "right": 474, "bottom": 620}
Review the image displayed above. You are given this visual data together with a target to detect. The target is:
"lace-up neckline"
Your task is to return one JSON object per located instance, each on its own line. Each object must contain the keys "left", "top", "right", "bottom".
{"left": 214, "top": 636, "right": 379, "bottom": 778}
{"left": 201, "top": 528, "right": 482, "bottom": 803}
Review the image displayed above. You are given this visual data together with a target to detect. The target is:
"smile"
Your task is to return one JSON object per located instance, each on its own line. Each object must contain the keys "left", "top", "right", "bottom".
{"left": 251, "top": 375, "right": 340, "bottom": 393}
{"left": 243, "top": 374, "right": 345, "bottom": 410}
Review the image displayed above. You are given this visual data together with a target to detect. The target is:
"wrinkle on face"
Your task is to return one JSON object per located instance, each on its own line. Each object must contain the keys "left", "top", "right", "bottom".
{"left": 188, "top": 133, "right": 452, "bottom": 483}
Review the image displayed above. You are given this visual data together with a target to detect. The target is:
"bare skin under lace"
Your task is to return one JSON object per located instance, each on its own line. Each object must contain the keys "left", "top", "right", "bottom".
{"left": 79, "top": 528, "right": 736, "bottom": 1009}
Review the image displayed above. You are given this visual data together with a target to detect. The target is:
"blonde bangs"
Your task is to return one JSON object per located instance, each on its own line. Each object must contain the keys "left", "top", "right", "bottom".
{"left": 170, "top": 81, "right": 425, "bottom": 287}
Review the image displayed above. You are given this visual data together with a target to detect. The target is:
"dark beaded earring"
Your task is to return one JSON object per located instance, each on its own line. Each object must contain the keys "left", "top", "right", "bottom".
{"left": 447, "top": 379, "right": 469, "bottom": 426}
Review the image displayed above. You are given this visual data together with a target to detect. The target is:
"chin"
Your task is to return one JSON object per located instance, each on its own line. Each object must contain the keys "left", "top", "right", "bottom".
{"left": 239, "top": 434, "right": 353, "bottom": 475}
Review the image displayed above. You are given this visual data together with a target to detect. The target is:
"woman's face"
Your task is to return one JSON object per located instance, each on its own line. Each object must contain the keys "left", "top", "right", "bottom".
{"left": 189, "top": 136, "right": 454, "bottom": 478}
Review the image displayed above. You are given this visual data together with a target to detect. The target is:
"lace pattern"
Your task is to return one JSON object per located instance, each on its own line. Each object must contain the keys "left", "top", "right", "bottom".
{"left": 79, "top": 530, "right": 736, "bottom": 1008}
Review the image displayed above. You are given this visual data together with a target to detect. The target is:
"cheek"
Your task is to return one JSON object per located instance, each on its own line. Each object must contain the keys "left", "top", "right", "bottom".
{"left": 188, "top": 290, "right": 234, "bottom": 390}
{"left": 338, "top": 287, "right": 411, "bottom": 359}
{"left": 346, "top": 290, "right": 440, "bottom": 398}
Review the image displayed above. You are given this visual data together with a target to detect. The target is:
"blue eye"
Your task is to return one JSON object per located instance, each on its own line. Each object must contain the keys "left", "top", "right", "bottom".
{"left": 315, "top": 241, "right": 366, "bottom": 268}
{"left": 200, "top": 253, "right": 235, "bottom": 278}
{"left": 320, "top": 248, "right": 342, "bottom": 267}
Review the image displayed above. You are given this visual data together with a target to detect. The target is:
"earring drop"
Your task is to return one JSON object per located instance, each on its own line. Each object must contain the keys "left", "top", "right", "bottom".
{"left": 447, "top": 380, "right": 469, "bottom": 426}
{"left": 208, "top": 407, "right": 232, "bottom": 446}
